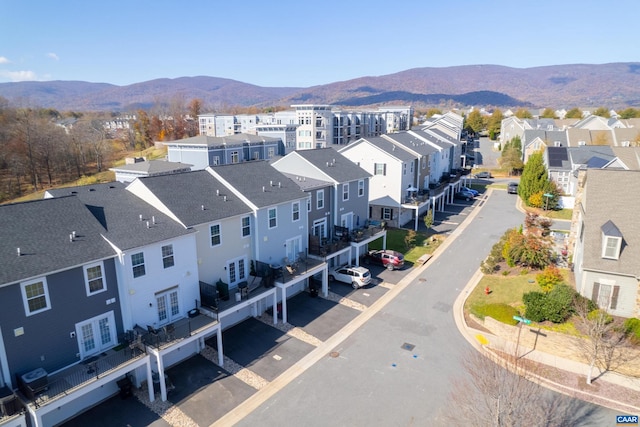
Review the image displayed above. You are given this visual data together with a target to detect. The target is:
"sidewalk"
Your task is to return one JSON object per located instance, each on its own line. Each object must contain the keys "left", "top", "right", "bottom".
{"left": 453, "top": 255, "right": 640, "bottom": 415}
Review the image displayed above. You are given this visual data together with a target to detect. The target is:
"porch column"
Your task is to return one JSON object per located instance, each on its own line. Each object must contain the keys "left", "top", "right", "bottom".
{"left": 216, "top": 328, "right": 224, "bottom": 366}
{"left": 414, "top": 207, "right": 418, "bottom": 231}
{"left": 157, "top": 355, "right": 167, "bottom": 402}
{"left": 272, "top": 292, "right": 278, "bottom": 325}
{"left": 354, "top": 246, "right": 360, "bottom": 266}
{"left": 382, "top": 233, "right": 387, "bottom": 250}
{"left": 281, "top": 286, "right": 288, "bottom": 324}
{"left": 146, "top": 361, "right": 154, "bottom": 402}
{"left": 322, "top": 268, "right": 328, "bottom": 297}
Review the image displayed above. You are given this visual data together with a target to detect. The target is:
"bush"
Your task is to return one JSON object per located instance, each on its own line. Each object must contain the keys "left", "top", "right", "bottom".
{"left": 623, "top": 318, "right": 640, "bottom": 343}
{"left": 523, "top": 291, "right": 547, "bottom": 322}
{"left": 536, "top": 265, "right": 564, "bottom": 293}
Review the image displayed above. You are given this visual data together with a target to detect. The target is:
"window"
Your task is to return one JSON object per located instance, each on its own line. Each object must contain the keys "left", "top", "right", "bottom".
{"left": 382, "top": 207, "right": 392, "bottom": 220}
{"left": 230, "top": 151, "right": 239, "bottom": 163}
{"left": 403, "top": 164, "right": 407, "bottom": 175}
{"left": 292, "top": 202, "right": 300, "bottom": 221}
{"left": 307, "top": 196, "right": 311, "bottom": 212}
{"left": 410, "top": 162, "right": 414, "bottom": 173}
{"left": 358, "top": 180, "right": 364, "bottom": 197}
{"left": 210, "top": 224, "right": 221, "bottom": 246}
{"left": 21, "top": 278, "right": 51, "bottom": 315}
{"left": 374, "top": 163, "right": 386, "bottom": 176}
{"left": 241, "top": 216, "right": 251, "bottom": 237}
{"left": 268, "top": 207, "right": 277, "bottom": 228}
{"left": 342, "top": 183, "right": 349, "bottom": 201}
{"left": 212, "top": 156, "right": 220, "bottom": 166}
{"left": 162, "top": 244, "right": 174, "bottom": 269}
{"left": 84, "top": 262, "right": 105, "bottom": 295}
{"left": 317, "top": 190, "right": 324, "bottom": 209}
{"left": 592, "top": 282, "right": 620, "bottom": 310}
{"left": 268, "top": 147, "right": 275, "bottom": 158}
{"left": 131, "top": 252, "right": 146, "bottom": 278}
{"left": 603, "top": 236, "right": 621, "bottom": 259}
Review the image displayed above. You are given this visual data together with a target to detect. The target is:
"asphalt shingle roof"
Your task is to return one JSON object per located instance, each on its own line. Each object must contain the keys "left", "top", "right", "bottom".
{"left": 292, "top": 148, "right": 371, "bottom": 182}
{"left": 136, "top": 170, "right": 253, "bottom": 226}
{"left": 0, "top": 196, "right": 116, "bottom": 285}
{"left": 581, "top": 169, "right": 640, "bottom": 276}
{"left": 208, "top": 161, "right": 305, "bottom": 208}
{"left": 47, "top": 182, "right": 194, "bottom": 250}
{"left": 384, "top": 132, "right": 438, "bottom": 156}
{"left": 164, "top": 133, "right": 280, "bottom": 147}
{"left": 109, "top": 160, "right": 192, "bottom": 174}
{"left": 353, "top": 137, "right": 416, "bottom": 162}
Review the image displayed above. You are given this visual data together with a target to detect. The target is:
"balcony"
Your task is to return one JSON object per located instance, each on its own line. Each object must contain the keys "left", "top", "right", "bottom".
{"left": 138, "top": 313, "right": 219, "bottom": 351}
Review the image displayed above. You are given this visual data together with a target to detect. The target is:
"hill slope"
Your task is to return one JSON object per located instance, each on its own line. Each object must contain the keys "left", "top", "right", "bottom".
{"left": 1, "top": 63, "right": 639, "bottom": 111}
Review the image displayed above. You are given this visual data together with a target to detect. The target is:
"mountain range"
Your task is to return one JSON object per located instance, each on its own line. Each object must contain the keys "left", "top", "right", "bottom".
{"left": 1, "top": 63, "right": 639, "bottom": 112}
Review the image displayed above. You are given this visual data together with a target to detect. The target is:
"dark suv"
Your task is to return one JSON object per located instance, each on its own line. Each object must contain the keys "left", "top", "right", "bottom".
{"left": 363, "top": 249, "right": 405, "bottom": 270}
{"left": 507, "top": 182, "right": 519, "bottom": 194}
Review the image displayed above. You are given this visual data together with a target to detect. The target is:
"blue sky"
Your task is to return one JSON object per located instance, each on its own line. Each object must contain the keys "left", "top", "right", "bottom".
{"left": 1, "top": 0, "right": 637, "bottom": 87}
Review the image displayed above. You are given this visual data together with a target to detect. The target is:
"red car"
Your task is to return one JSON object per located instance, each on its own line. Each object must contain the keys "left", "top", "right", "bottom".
{"left": 363, "top": 249, "right": 405, "bottom": 270}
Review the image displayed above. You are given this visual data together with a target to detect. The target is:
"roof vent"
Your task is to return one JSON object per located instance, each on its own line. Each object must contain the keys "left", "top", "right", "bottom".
{"left": 270, "top": 180, "right": 273, "bottom": 186}
{"left": 263, "top": 186, "right": 266, "bottom": 192}
{"left": 17, "top": 247, "right": 21, "bottom": 257}
{"left": 89, "top": 188, "right": 96, "bottom": 192}
{"left": 69, "top": 233, "right": 74, "bottom": 242}
{"left": 278, "top": 182, "right": 281, "bottom": 188}
{"left": 223, "top": 196, "right": 227, "bottom": 202}
{"left": 72, "top": 231, "right": 76, "bottom": 239}
{"left": 152, "top": 216, "right": 156, "bottom": 225}
{"left": 146, "top": 221, "right": 150, "bottom": 229}
{"left": 71, "top": 191, "right": 78, "bottom": 194}
{"left": 216, "top": 189, "right": 220, "bottom": 196}
{"left": 139, "top": 214, "right": 143, "bottom": 221}
{"left": 201, "top": 205, "right": 205, "bottom": 210}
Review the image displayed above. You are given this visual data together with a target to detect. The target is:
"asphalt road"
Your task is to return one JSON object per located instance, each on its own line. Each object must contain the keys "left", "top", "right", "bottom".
{"left": 234, "top": 190, "right": 618, "bottom": 426}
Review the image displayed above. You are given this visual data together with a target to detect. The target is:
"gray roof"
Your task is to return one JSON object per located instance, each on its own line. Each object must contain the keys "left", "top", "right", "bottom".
{"left": 384, "top": 132, "right": 438, "bottom": 156}
{"left": 109, "top": 160, "right": 192, "bottom": 174}
{"left": 0, "top": 196, "right": 116, "bottom": 285}
{"left": 581, "top": 169, "right": 640, "bottom": 276}
{"left": 611, "top": 146, "right": 640, "bottom": 169}
{"left": 208, "top": 161, "right": 305, "bottom": 208}
{"left": 280, "top": 172, "right": 332, "bottom": 191}
{"left": 47, "top": 182, "right": 194, "bottom": 250}
{"left": 164, "top": 133, "right": 280, "bottom": 147}
{"left": 567, "top": 146, "right": 615, "bottom": 166}
{"left": 137, "top": 170, "right": 253, "bottom": 226}
{"left": 546, "top": 146, "right": 569, "bottom": 169}
{"left": 353, "top": 137, "right": 416, "bottom": 162}
{"left": 294, "top": 148, "right": 371, "bottom": 182}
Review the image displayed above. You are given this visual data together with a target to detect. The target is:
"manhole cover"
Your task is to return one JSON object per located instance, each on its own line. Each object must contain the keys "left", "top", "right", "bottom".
{"left": 401, "top": 343, "right": 415, "bottom": 351}
{"left": 418, "top": 278, "right": 426, "bottom": 282}
{"left": 329, "top": 351, "right": 340, "bottom": 358}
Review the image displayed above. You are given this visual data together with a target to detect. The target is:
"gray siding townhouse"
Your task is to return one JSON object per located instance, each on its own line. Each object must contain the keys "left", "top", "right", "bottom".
{"left": 572, "top": 169, "right": 640, "bottom": 319}
{"left": 207, "top": 161, "right": 327, "bottom": 324}
{"left": 46, "top": 183, "right": 217, "bottom": 404}
{"left": 0, "top": 196, "right": 152, "bottom": 427}
{"left": 165, "top": 133, "right": 283, "bottom": 170}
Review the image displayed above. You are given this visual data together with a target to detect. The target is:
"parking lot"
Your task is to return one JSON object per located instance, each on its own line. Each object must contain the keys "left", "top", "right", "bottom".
{"left": 62, "top": 192, "right": 481, "bottom": 427}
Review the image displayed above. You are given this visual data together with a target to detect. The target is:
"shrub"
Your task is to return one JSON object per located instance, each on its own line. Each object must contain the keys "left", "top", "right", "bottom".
{"left": 545, "top": 284, "right": 575, "bottom": 323}
{"left": 536, "top": 265, "right": 564, "bottom": 293}
{"left": 523, "top": 291, "right": 547, "bottom": 322}
{"left": 624, "top": 318, "right": 640, "bottom": 343}
{"left": 404, "top": 230, "right": 417, "bottom": 249}
{"left": 587, "top": 309, "right": 613, "bottom": 324}
{"left": 528, "top": 191, "right": 544, "bottom": 208}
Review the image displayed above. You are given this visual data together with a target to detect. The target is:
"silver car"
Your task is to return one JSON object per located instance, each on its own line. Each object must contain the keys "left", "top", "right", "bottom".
{"left": 328, "top": 265, "right": 372, "bottom": 289}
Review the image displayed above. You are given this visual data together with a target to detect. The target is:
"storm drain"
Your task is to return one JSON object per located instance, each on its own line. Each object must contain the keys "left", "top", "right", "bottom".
{"left": 401, "top": 342, "right": 415, "bottom": 351}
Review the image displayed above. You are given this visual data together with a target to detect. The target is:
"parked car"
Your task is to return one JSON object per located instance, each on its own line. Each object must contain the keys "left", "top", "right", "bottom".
{"left": 363, "top": 249, "right": 405, "bottom": 270}
{"left": 328, "top": 265, "right": 371, "bottom": 289}
{"left": 473, "top": 171, "right": 492, "bottom": 179}
{"left": 507, "top": 182, "right": 519, "bottom": 194}
{"left": 454, "top": 189, "right": 475, "bottom": 201}
{"left": 461, "top": 186, "right": 479, "bottom": 197}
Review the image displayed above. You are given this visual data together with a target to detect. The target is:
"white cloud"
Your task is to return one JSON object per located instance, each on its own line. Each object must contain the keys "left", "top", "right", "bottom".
{"left": 0, "top": 70, "right": 39, "bottom": 82}
{"left": 46, "top": 52, "right": 59, "bottom": 61}
{"left": 0, "top": 57, "right": 10, "bottom": 64}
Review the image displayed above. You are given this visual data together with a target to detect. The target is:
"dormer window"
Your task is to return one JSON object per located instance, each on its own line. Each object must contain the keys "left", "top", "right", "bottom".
{"left": 601, "top": 220, "right": 622, "bottom": 260}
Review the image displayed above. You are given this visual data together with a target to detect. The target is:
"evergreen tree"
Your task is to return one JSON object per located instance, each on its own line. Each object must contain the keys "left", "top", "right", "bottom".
{"left": 519, "top": 152, "right": 554, "bottom": 206}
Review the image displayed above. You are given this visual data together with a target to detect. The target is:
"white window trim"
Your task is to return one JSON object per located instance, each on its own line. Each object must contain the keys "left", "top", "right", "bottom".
{"left": 358, "top": 180, "right": 364, "bottom": 197}
{"left": 84, "top": 261, "right": 107, "bottom": 296}
{"left": 162, "top": 244, "right": 175, "bottom": 269}
{"left": 382, "top": 207, "right": 392, "bottom": 221}
{"left": 292, "top": 201, "right": 301, "bottom": 222}
{"left": 316, "top": 190, "right": 324, "bottom": 209}
{"left": 241, "top": 216, "right": 251, "bottom": 238}
{"left": 21, "top": 277, "right": 51, "bottom": 316}
{"left": 75, "top": 311, "right": 117, "bottom": 360}
{"left": 342, "top": 183, "right": 349, "bottom": 201}
{"left": 131, "top": 252, "right": 146, "bottom": 278}
{"left": 268, "top": 207, "right": 277, "bottom": 229}
{"left": 307, "top": 196, "right": 311, "bottom": 212}
{"left": 602, "top": 235, "right": 621, "bottom": 260}
{"left": 210, "top": 223, "right": 222, "bottom": 247}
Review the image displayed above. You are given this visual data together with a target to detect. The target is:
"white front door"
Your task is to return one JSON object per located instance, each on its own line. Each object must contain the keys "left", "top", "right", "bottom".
{"left": 286, "top": 236, "right": 302, "bottom": 262}
{"left": 76, "top": 311, "right": 117, "bottom": 359}
{"left": 156, "top": 288, "right": 180, "bottom": 325}
{"left": 313, "top": 218, "right": 327, "bottom": 238}
{"left": 227, "top": 257, "right": 247, "bottom": 286}
{"left": 341, "top": 212, "right": 354, "bottom": 231}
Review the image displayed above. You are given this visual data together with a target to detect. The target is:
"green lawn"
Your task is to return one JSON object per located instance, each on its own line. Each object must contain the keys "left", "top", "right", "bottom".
{"left": 466, "top": 273, "right": 540, "bottom": 317}
{"left": 368, "top": 228, "right": 442, "bottom": 264}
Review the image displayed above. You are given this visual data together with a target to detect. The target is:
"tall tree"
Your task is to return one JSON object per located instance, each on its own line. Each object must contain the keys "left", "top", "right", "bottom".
{"left": 592, "top": 107, "right": 610, "bottom": 118}
{"left": 619, "top": 107, "right": 640, "bottom": 119}
{"left": 465, "top": 110, "right": 485, "bottom": 135}
{"left": 540, "top": 108, "right": 556, "bottom": 119}
{"left": 514, "top": 108, "right": 533, "bottom": 119}
{"left": 519, "top": 151, "right": 554, "bottom": 207}
{"left": 565, "top": 108, "right": 583, "bottom": 119}
{"left": 487, "top": 109, "right": 503, "bottom": 140}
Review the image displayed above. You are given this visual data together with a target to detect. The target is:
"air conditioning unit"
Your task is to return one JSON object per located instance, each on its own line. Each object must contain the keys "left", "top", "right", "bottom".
{"left": 20, "top": 368, "right": 48, "bottom": 399}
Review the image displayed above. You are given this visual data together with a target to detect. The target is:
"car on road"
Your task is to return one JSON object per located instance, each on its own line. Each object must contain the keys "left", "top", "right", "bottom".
{"left": 328, "top": 265, "right": 371, "bottom": 289}
{"left": 473, "top": 171, "right": 492, "bottom": 179}
{"left": 363, "top": 249, "right": 405, "bottom": 270}
{"left": 507, "top": 182, "right": 519, "bottom": 194}
{"left": 454, "top": 189, "right": 476, "bottom": 201}
{"left": 461, "top": 186, "right": 479, "bottom": 197}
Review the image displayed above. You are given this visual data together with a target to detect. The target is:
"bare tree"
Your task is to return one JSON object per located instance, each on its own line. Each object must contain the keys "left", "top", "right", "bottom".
{"left": 442, "top": 349, "right": 601, "bottom": 426}
{"left": 573, "top": 298, "right": 628, "bottom": 384}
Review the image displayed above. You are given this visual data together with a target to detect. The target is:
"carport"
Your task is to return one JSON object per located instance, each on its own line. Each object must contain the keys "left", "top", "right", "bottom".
{"left": 275, "top": 262, "right": 327, "bottom": 324}
{"left": 350, "top": 228, "right": 387, "bottom": 266}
